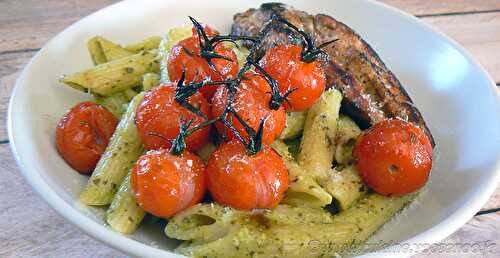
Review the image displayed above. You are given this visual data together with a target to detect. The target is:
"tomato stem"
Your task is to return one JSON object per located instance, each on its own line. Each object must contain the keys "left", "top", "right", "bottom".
{"left": 171, "top": 15, "right": 335, "bottom": 155}
{"left": 173, "top": 72, "right": 208, "bottom": 119}
{"left": 273, "top": 15, "right": 338, "bottom": 63}
{"left": 189, "top": 16, "right": 258, "bottom": 76}
{"left": 170, "top": 119, "right": 193, "bottom": 155}
{"left": 249, "top": 60, "right": 294, "bottom": 110}
{"left": 210, "top": 35, "right": 259, "bottom": 50}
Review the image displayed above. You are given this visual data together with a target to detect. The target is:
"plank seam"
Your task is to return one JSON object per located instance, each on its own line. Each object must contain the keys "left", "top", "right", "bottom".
{"left": 0, "top": 48, "right": 40, "bottom": 56}
{"left": 416, "top": 9, "right": 500, "bottom": 18}
{"left": 476, "top": 207, "right": 500, "bottom": 216}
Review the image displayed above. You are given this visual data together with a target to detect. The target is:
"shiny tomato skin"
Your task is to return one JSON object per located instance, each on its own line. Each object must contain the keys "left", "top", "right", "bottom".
{"left": 211, "top": 72, "right": 286, "bottom": 144}
{"left": 135, "top": 84, "right": 210, "bottom": 151}
{"left": 131, "top": 149, "right": 206, "bottom": 218}
{"left": 167, "top": 26, "right": 238, "bottom": 99}
{"left": 353, "top": 119, "right": 433, "bottom": 196}
{"left": 206, "top": 140, "right": 288, "bottom": 210}
{"left": 56, "top": 102, "right": 118, "bottom": 174}
{"left": 259, "top": 44, "right": 326, "bottom": 111}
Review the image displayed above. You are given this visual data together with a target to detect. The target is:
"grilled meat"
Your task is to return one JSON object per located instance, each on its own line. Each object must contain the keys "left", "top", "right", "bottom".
{"left": 232, "top": 2, "right": 435, "bottom": 146}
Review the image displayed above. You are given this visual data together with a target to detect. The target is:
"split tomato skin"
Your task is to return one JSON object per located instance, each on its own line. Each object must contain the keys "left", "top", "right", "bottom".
{"left": 131, "top": 149, "right": 206, "bottom": 218}
{"left": 167, "top": 26, "right": 239, "bottom": 99}
{"left": 135, "top": 84, "right": 210, "bottom": 151}
{"left": 259, "top": 44, "right": 326, "bottom": 111}
{"left": 211, "top": 72, "right": 286, "bottom": 144}
{"left": 56, "top": 102, "right": 118, "bottom": 174}
{"left": 353, "top": 119, "right": 433, "bottom": 196}
{"left": 206, "top": 140, "right": 289, "bottom": 210}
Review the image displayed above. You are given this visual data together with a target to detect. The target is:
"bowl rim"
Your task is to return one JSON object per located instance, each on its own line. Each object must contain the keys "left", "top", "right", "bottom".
{"left": 7, "top": 0, "right": 500, "bottom": 257}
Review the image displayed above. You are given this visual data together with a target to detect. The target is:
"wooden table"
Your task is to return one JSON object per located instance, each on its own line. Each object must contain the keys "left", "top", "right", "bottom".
{"left": 0, "top": 1, "right": 498, "bottom": 257}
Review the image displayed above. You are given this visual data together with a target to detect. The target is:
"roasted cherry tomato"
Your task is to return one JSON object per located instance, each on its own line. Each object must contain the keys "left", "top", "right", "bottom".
{"left": 190, "top": 25, "right": 218, "bottom": 38}
{"left": 259, "top": 44, "right": 326, "bottom": 111}
{"left": 131, "top": 149, "right": 206, "bottom": 218}
{"left": 135, "top": 84, "right": 210, "bottom": 151}
{"left": 206, "top": 140, "right": 288, "bottom": 210}
{"left": 353, "top": 119, "right": 433, "bottom": 196}
{"left": 211, "top": 72, "right": 286, "bottom": 144}
{"left": 56, "top": 102, "right": 118, "bottom": 174}
{"left": 167, "top": 25, "right": 239, "bottom": 99}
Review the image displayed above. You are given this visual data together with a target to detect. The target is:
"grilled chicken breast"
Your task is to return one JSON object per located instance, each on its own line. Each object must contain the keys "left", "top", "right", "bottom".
{"left": 232, "top": 3, "right": 435, "bottom": 146}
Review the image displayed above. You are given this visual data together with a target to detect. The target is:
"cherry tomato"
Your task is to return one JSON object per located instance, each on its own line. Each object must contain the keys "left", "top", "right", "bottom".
{"left": 353, "top": 119, "right": 433, "bottom": 196}
{"left": 206, "top": 140, "right": 288, "bottom": 210}
{"left": 56, "top": 102, "right": 118, "bottom": 174}
{"left": 131, "top": 149, "right": 206, "bottom": 218}
{"left": 135, "top": 84, "right": 210, "bottom": 151}
{"left": 190, "top": 25, "right": 218, "bottom": 38}
{"left": 211, "top": 72, "right": 286, "bottom": 144}
{"left": 259, "top": 44, "right": 326, "bottom": 111}
{"left": 167, "top": 25, "right": 239, "bottom": 99}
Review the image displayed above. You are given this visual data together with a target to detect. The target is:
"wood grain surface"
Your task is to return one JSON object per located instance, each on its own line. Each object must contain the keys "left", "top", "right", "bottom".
{"left": 0, "top": 0, "right": 499, "bottom": 257}
{"left": 383, "top": 0, "right": 500, "bottom": 16}
{"left": 0, "top": 0, "right": 116, "bottom": 53}
{"left": 0, "top": 144, "right": 123, "bottom": 258}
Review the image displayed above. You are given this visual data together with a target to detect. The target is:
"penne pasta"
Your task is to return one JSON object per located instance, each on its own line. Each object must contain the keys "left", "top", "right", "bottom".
{"left": 165, "top": 203, "right": 243, "bottom": 244}
{"left": 61, "top": 51, "right": 159, "bottom": 96}
{"left": 124, "top": 36, "right": 162, "bottom": 53}
{"left": 298, "top": 89, "right": 342, "bottom": 179}
{"left": 172, "top": 194, "right": 413, "bottom": 258}
{"left": 105, "top": 171, "right": 145, "bottom": 234}
{"left": 280, "top": 111, "right": 307, "bottom": 140}
{"left": 159, "top": 25, "right": 193, "bottom": 84}
{"left": 271, "top": 140, "right": 333, "bottom": 207}
{"left": 334, "top": 115, "right": 362, "bottom": 165}
{"left": 87, "top": 36, "right": 135, "bottom": 65}
{"left": 87, "top": 36, "right": 108, "bottom": 65}
{"left": 79, "top": 93, "right": 145, "bottom": 205}
{"left": 264, "top": 204, "right": 334, "bottom": 225}
{"left": 320, "top": 165, "right": 366, "bottom": 210}
{"left": 95, "top": 89, "right": 137, "bottom": 118}
{"left": 141, "top": 72, "right": 160, "bottom": 91}
{"left": 332, "top": 194, "right": 414, "bottom": 249}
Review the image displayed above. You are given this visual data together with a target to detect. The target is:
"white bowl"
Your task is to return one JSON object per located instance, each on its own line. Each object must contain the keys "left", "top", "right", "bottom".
{"left": 8, "top": 0, "right": 500, "bottom": 257}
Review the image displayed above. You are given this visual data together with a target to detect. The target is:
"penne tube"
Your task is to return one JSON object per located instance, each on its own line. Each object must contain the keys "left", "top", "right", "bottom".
{"left": 105, "top": 171, "right": 145, "bottom": 234}
{"left": 80, "top": 93, "right": 145, "bottom": 205}
{"left": 61, "top": 51, "right": 159, "bottom": 96}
